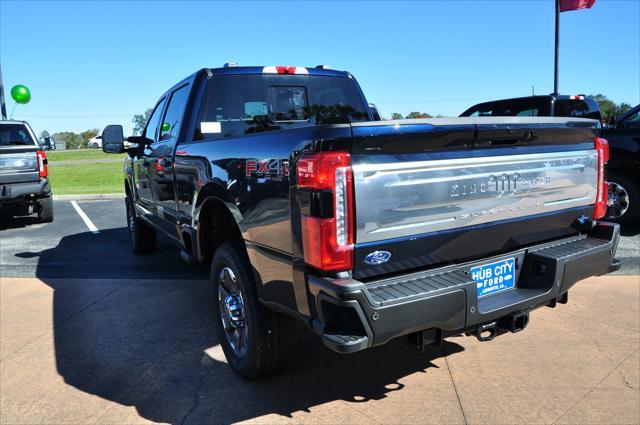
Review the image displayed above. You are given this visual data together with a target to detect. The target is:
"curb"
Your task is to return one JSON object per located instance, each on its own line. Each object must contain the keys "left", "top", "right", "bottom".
{"left": 53, "top": 194, "right": 125, "bottom": 201}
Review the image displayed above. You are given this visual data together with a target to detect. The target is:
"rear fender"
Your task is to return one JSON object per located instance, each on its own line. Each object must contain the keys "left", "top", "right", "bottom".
{"left": 193, "top": 182, "right": 246, "bottom": 261}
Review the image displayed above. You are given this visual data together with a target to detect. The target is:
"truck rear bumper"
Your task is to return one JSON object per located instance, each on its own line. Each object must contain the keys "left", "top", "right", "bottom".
{"left": 0, "top": 179, "right": 50, "bottom": 203}
{"left": 307, "top": 222, "right": 620, "bottom": 354}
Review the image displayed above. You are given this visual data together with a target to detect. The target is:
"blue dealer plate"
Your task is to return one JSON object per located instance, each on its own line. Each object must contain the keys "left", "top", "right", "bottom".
{"left": 472, "top": 258, "right": 516, "bottom": 298}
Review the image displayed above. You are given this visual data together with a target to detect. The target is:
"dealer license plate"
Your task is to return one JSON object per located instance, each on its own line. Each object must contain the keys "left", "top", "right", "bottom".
{"left": 472, "top": 258, "right": 516, "bottom": 298}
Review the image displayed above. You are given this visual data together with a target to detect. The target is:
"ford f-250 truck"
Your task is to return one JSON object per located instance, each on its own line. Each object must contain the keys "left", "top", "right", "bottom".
{"left": 1, "top": 120, "right": 53, "bottom": 222}
{"left": 101, "top": 65, "right": 620, "bottom": 379}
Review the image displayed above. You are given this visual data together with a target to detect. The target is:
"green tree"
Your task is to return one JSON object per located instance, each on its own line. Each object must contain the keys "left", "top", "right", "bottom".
{"left": 406, "top": 111, "right": 433, "bottom": 119}
{"left": 81, "top": 129, "right": 99, "bottom": 143}
{"left": 589, "top": 94, "right": 633, "bottom": 123}
{"left": 40, "top": 130, "right": 50, "bottom": 139}
{"left": 52, "top": 131, "right": 84, "bottom": 150}
{"left": 391, "top": 112, "right": 403, "bottom": 120}
{"left": 132, "top": 108, "right": 154, "bottom": 135}
{"left": 616, "top": 103, "right": 633, "bottom": 117}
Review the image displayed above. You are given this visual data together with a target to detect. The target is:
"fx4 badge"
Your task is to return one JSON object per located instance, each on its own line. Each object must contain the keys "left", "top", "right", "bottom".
{"left": 364, "top": 250, "right": 392, "bottom": 265}
{"left": 245, "top": 159, "right": 289, "bottom": 180}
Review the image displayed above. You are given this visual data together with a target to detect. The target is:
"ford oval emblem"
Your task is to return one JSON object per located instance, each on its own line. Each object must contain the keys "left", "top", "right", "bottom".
{"left": 364, "top": 250, "right": 392, "bottom": 265}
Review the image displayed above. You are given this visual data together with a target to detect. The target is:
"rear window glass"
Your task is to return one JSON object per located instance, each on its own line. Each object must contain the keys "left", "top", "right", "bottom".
{"left": 0, "top": 124, "right": 36, "bottom": 146}
{"left": 194, "top": 74, "right": 368, "bottom": 140}
{"left": 268, "top": 86, "right": 308, "bottom": 121}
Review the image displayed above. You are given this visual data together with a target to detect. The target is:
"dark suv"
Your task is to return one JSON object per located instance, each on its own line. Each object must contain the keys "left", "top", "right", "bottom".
{"left": 602, "top": 104, "right": 640, "bottom": 225}
{"left": 0, "top": 120, "right": 54, "bottom": 222}
{"left": 460, "top": 94, "right": 601, "bottom": 120}
{"left": 461, "top": 96, "right": 638, "bottom": 225}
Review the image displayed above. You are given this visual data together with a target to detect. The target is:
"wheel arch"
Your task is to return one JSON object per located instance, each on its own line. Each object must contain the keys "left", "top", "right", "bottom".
{"left": 194, "top": 183, "right": 245, "bottom": 263}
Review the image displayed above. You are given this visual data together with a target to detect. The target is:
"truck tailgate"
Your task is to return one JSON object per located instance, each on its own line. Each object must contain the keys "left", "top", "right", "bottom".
{"left": 0, "top": 148, "right": 39, "bottom": 184}
{"left": 350, "top": 117, "right": 600, "bottom": 279}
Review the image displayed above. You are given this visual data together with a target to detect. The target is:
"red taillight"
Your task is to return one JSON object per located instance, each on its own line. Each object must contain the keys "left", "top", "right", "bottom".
{"left": 297, "top": 151, "right": 354, "bottom": 271}
{"left": 594, "top": 137, "right": 609, "bottom": 220}
{"left": 36, "top": 150, "right": 48, "bottom": 178}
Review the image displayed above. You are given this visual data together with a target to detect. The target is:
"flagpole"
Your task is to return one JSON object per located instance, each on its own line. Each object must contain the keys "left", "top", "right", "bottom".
{"left": 0, "top": 64, "right": 6, "bottom": 120}
{"left": 553, "top": 0, "right": 560, "bottom": 95}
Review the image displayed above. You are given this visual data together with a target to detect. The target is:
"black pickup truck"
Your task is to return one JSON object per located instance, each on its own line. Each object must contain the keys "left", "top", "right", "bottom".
{"left": 0, "top": 120, "right": 53, "bottom": 222}
{"left": 102, "top": 65, "right": 620, "bottom": 379}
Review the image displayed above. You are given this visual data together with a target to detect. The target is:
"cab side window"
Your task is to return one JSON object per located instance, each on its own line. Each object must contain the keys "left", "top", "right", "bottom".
{"left": 144, "top": 98, "right": 167, "bottom": 141}
{"left": 160, "top": 84, "right": 190, "bottom": 141}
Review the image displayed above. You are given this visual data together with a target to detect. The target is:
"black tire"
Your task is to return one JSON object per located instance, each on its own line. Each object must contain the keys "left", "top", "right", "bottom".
{"left": 211, "top": 241, "right": 295, "bottom": 380}
{"left": 126, "top": 194, "right": 156, "bottom": 254}
{"left": 607, "top": 171, "right": 639, "bottom": 226}
{"left": 37, "top": 196, "right": 54, "bottom": 223}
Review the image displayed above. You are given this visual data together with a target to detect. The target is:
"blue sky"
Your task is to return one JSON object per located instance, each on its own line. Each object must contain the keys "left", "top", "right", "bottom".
{"left": 1, "top": 0, "right": 638, "bottom": 137}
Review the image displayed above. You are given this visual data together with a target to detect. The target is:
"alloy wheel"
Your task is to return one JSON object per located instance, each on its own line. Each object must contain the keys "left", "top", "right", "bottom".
{"left": 607, "top": 181, "right": 630, "bottom": 219}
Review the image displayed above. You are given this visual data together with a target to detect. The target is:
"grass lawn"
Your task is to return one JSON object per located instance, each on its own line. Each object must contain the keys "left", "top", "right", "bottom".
{"left": 46, "top": 149, "right": 126, "bottom": 162}
{"left": 48, "top": 161, "right": 125, "bottom": 195}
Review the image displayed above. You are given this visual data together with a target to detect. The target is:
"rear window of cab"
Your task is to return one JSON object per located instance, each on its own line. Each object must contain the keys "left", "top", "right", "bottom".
{"left": 193, "top": 75, "right": 369, "bottom": 140}
{"left": 0, "top": 124, "right": 36, "bottom": 147}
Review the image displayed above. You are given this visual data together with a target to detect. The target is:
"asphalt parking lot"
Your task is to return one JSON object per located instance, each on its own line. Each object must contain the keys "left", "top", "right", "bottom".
{"left": 1, "top": 200, "right": 639, "bottom": 424}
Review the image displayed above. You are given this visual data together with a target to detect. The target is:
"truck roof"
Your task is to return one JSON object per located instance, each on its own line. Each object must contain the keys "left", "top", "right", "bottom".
{"left": 204, "top": 65, "right": 351, "bottom": 79}
{"left": 161, "top": 66, "right": 357, "bottom": 104}
{"left": 0, "top": 120, "right": 29, "bottom": 125}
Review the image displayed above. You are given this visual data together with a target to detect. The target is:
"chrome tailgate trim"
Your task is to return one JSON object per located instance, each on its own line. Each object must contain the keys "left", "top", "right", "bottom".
{"left": 353, "top": 150, "right": 597, "bottom": 244}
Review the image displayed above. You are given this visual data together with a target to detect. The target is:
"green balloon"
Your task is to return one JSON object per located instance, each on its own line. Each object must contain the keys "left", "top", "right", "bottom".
{"left": 11, "top": 85, "right": 31, "bottom": 104}
{"left": 161, "top": 122, "right": 170, "bottom": 132}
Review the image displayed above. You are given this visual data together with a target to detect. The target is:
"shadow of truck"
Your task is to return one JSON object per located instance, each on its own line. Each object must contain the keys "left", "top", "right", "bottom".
{"left": 28, "top": 227, "right": 464, "bottom": 424}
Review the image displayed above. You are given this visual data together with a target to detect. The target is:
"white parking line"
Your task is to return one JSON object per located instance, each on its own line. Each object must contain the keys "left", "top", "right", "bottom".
{"left": 70, "top": 201, "right": 100, "bottom": 234}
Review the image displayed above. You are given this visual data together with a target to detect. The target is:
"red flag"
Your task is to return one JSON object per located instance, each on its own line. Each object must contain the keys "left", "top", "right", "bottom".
{"left": 560, "top": 0, "right": 596, "bottom": 12}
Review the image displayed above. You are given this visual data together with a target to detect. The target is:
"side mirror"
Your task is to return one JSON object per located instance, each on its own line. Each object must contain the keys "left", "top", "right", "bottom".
{"left": 102, "top": 125, "right": 125, "bottom": 153}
